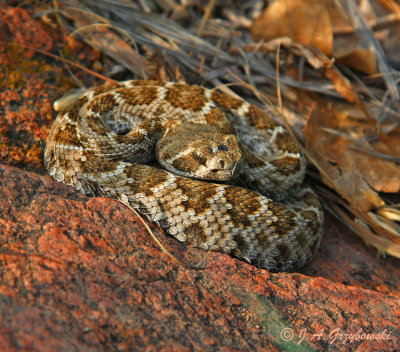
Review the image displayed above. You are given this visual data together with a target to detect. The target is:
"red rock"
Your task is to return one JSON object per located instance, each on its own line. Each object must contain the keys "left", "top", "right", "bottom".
{"left": 0, "top": 163, "right": 399, "bottom": 351}
{"left": 0, "top": 4, "right": 399, "bottom": 352}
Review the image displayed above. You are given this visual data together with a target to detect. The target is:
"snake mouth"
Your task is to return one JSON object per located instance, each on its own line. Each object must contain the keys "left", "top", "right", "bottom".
{"left": 231, "top": 161, "right": 242, "bottom": 177}
{"left": 209, "top": 160, "right": 242, "bottom": 180}
{"left": 223, "top": 160, "right": 241, "bottom": 179}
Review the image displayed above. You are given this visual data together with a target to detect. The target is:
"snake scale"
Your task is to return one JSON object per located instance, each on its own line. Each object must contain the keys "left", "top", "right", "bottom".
{"left": 44, "top": 80, "right": 323, "bottom": 271}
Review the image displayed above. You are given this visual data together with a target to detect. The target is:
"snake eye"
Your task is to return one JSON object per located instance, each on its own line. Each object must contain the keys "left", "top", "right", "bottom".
{"left": 218, "top": 145, "right": 229, "bottom": 151}
{"left": 193, "top": 151, "right": 207, "bottom": 165}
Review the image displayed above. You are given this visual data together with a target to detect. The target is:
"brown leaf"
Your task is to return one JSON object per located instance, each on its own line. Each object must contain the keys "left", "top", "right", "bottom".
{"left": 251, "top": 0, "right": 381, "bottom": 74}
{"left": 59, "top": 6, "right": 150, "bottom": 77}
{"left": 305, "top": 98, "right": 400, "bottom": 212}
{"left": 355, "top": 128, "right": 400, "bottom": 193}
{"left": 251, "top": 0, "right": 333, "bottom": 56}
{"left": 334, "top": 44, "right": 377, "bottom": 76}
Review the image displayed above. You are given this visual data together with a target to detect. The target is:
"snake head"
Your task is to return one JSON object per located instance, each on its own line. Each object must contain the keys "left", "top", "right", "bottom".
{"left": 156, "top": 123, "right": 242, "bottom": 181}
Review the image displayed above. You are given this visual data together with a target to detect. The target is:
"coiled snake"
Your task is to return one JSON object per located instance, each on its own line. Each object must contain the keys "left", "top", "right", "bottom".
{"left": 44, "top": 80, "right": 323, "bottom": 271}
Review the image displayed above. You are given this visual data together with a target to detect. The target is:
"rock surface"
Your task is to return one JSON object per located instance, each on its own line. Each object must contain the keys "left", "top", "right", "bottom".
{"left": 0, "top": 4, "right": 399, "bottom": 352}
{"left": 1, "top": 163, "right": 399, "bottom": 351}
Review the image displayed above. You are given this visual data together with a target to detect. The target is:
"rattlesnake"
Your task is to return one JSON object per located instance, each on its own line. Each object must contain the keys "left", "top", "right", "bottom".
{"left": 44, "top": 80, "right": 323, "bottom": 272}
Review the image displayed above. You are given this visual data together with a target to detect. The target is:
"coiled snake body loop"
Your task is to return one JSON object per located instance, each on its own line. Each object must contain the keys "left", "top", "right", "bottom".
{"left": 44, "top": 80, "right": 323, "bottom": 272}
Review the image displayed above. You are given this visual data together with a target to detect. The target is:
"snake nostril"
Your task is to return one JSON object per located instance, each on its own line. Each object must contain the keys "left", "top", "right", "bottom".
{"left": 218, "top": 159, "right": 225, "bottom": 169}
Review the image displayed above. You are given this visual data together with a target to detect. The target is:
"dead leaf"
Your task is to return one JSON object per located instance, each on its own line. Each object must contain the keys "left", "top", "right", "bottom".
{"left": 353, "top": 127, "right": 400, "bottom": 193}
{"left": 334, "top": 43, "right": 377, "bottom": 75}
{"left": 58, "top": 5, "right": 150, "bottom": 77}
{"left": 251, "top": 0, "right": 333, "bottom": 56}
{"left": 305, "top": 97, "right": 400, "bottom": 212}
{"left": 251, "top": 0, "right": 383, "bottom": 74}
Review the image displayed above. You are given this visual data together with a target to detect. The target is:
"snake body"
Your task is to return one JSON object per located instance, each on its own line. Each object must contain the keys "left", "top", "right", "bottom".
{"left": 44, "top": 80, "right": 323, "bottom": 271}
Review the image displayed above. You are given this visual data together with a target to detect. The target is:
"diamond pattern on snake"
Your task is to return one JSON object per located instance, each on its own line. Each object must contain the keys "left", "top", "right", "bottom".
{"left": 44, "top": 80, "right": 323, "bottom": 272}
